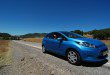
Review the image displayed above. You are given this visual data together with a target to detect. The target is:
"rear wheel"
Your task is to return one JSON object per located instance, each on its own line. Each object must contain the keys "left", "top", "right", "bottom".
{"left": 67, "top": 50, "right": 81, "bottom": 65}
{"left": 42, "top": 46, "right": 46, "bottom": 53}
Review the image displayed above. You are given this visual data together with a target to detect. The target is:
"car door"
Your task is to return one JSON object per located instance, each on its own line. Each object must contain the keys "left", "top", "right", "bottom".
{"left": 44, "top": 33, "right": 54, "bottom": 51}
{"left": 51, "top": 32, "right": 67, "bottom": 55}
{"left": 46, "top": 32, "right": 59, "bottom": 53}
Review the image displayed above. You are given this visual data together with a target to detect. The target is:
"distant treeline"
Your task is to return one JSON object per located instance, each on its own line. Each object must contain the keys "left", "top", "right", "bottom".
{"left": 21, "top": 28, "right": 110, "bottom": 40}
{"left": 90, "top": 28, "right": 110, "bottom": 40}
{"left": 0, "top": 33, "right": 20, "bottom": 40}
{"left": 0, "top": 28, "right": 110, "bottom": 40}
{"left": 71, "top": 28, "right": 110, "bottom": 40}
{"left": 20, "top": 33, "right": 46, "bottom": 38}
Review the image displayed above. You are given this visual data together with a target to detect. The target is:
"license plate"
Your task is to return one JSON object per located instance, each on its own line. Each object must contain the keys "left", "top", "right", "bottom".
{"left": 103, "top": 51, "right": 108, "bottom": 56}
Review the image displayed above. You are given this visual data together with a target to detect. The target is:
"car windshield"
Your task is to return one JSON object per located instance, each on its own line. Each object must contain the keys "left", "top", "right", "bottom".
{"left": 61, "top": 32, "right": 84, "bottom": 38}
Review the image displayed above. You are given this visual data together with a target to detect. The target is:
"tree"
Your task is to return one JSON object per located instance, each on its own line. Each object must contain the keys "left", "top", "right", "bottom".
{"left": 93, "top": 30, "right": 109, "bottom": 40}
{"left": 71, "top": 30, "right": 83, "bottom": 35}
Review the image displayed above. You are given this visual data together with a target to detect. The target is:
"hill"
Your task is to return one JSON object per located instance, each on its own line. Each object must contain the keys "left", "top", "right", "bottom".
{"left": 0, "top": 33, "right": 20, "bottom": 40}
{"left": 84, "top": 28, "right": 110, "bottom": 40}
{"left": 20, "top": 28, "right": 110, "bottom": 38}
{"left": 20, "top": 33, "right": 46, "bottom": 38}
{"left": 1, "top": 28, "right": 110, "bottom": 39}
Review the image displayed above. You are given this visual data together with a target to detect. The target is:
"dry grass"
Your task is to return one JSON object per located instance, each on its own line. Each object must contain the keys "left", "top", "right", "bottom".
{"left": 0, "top": 40, "right": 10, "bottom": 53}
{"left": 101, "top": 40, "right": 110, "bottom": 50}
{"left": 0, "top": 40, "right": 11, "bottom": 66}
{"left": 23, "top": 38, "right": 43, "bottom": 43}
{"left": 102, "top": 40, "right": 110, "bottom": 46}
{"left": 84, "top": 34, "right": 93, "bottom": 38}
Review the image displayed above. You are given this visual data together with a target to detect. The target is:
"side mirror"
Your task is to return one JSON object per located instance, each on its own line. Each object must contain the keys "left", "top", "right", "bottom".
{"left": 57, "top": 38, "right": 63, "bottom": 42}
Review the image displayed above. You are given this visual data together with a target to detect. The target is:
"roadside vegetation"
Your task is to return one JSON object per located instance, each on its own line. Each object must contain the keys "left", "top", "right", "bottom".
{"left": 23, "top": 38, "right": 42, "bottom": 43}
{"left": 20, "top": 28, "right": 110, "bottom": 40}
{"left": 0, "top": 40, "right": 12, "bottom": 66}
{"left": 0, "top": 33, "right": 20, "bottom": 40}
{"left": 102, "top": 40, "right": 110, "bottom": 50}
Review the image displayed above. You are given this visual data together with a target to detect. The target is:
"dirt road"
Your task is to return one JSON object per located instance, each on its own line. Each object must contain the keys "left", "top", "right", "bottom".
{"left": 0, "top": 41, "right": 110, "bottom": 75}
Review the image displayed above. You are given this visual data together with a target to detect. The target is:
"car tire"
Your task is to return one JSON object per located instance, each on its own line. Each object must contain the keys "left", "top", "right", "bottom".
{"left": 42, "top": 46, "right": 46, "bottom": 53}
{"left": 67, "top": 50, "right": 81, "bottom": 65}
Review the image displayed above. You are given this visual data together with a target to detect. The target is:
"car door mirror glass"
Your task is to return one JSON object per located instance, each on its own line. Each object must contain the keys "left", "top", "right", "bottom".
{"left": 57, "top": 38, "right": 63, "bottom": 41}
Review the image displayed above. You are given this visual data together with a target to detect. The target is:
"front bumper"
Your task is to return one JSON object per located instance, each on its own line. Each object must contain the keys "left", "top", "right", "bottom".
{"left": 79, "top": 45, "right": 108, "bottom": 62}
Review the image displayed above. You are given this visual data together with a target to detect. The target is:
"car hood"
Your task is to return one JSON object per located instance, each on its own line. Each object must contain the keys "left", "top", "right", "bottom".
{"left": 69, "top": 38, "right": 105, "bottom": 47}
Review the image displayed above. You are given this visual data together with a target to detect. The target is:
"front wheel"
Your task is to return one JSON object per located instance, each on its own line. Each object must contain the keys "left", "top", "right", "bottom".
{"left": 42, "top": 46, "right": 46, "bottom": 53}
{"left": 67, "top": 50, "right": 81, "bottom": 65}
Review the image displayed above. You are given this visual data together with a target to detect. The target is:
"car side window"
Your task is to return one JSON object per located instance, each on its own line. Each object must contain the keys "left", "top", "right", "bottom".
{"left": 45, "top": 34, "right": 49, "bottom": 38}
{"left": 53, "top": 33, "right": 67, "bottom": 40}
{"left": 46, "top": 33, "right": 54, "bottom": 39}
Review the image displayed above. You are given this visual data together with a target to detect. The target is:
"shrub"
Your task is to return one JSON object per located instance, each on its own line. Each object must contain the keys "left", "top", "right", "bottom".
{"left": 71, "top": 30, "right": 83, "bottom": 35}
{"left": 93, "top": 30, "right": 110, "bottom": 40}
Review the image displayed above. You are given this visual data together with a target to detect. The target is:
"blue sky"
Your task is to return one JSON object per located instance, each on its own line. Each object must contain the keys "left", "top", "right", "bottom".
{"left": 0, "top": 0, "right": 110, "bottom": 35}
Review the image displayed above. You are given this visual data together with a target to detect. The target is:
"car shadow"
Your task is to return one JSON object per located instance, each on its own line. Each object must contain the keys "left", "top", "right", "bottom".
{"left": 46, "top": 51, "right": 67, "bottom": 60}
{"left": 46, "top": 51, "right": 108, "bottom": 67}
{"left": 81, "top": 59, "right": 108, "bottom": 67}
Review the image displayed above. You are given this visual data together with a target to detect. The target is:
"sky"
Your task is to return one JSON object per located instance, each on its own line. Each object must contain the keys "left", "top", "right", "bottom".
{"left": 0, "top": 0, "right": 110, "bottom": 35}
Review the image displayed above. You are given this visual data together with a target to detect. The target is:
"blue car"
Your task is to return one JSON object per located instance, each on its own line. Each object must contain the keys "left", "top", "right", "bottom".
{"left": 42, "top": 31, "right": 108, "bottom": 65}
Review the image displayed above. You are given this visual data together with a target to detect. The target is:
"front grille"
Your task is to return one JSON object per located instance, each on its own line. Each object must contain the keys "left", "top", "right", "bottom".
{"left": 97, "top": 55, "right": 108, "bottom": 59}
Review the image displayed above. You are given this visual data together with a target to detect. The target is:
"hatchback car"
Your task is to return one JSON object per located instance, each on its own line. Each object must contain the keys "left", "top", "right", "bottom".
{"left": 42, "top": 31, "right": 108, "bottom": 65}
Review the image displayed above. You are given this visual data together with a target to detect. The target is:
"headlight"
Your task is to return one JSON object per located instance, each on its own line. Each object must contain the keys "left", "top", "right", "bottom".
{"left": 76, "top": 42, "right": 96, "bottom": 48}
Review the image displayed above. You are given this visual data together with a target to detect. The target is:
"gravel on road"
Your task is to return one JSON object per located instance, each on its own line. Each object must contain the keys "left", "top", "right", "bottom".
{"left": 0, "top": 41, "right": 110, "bottom": 75}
